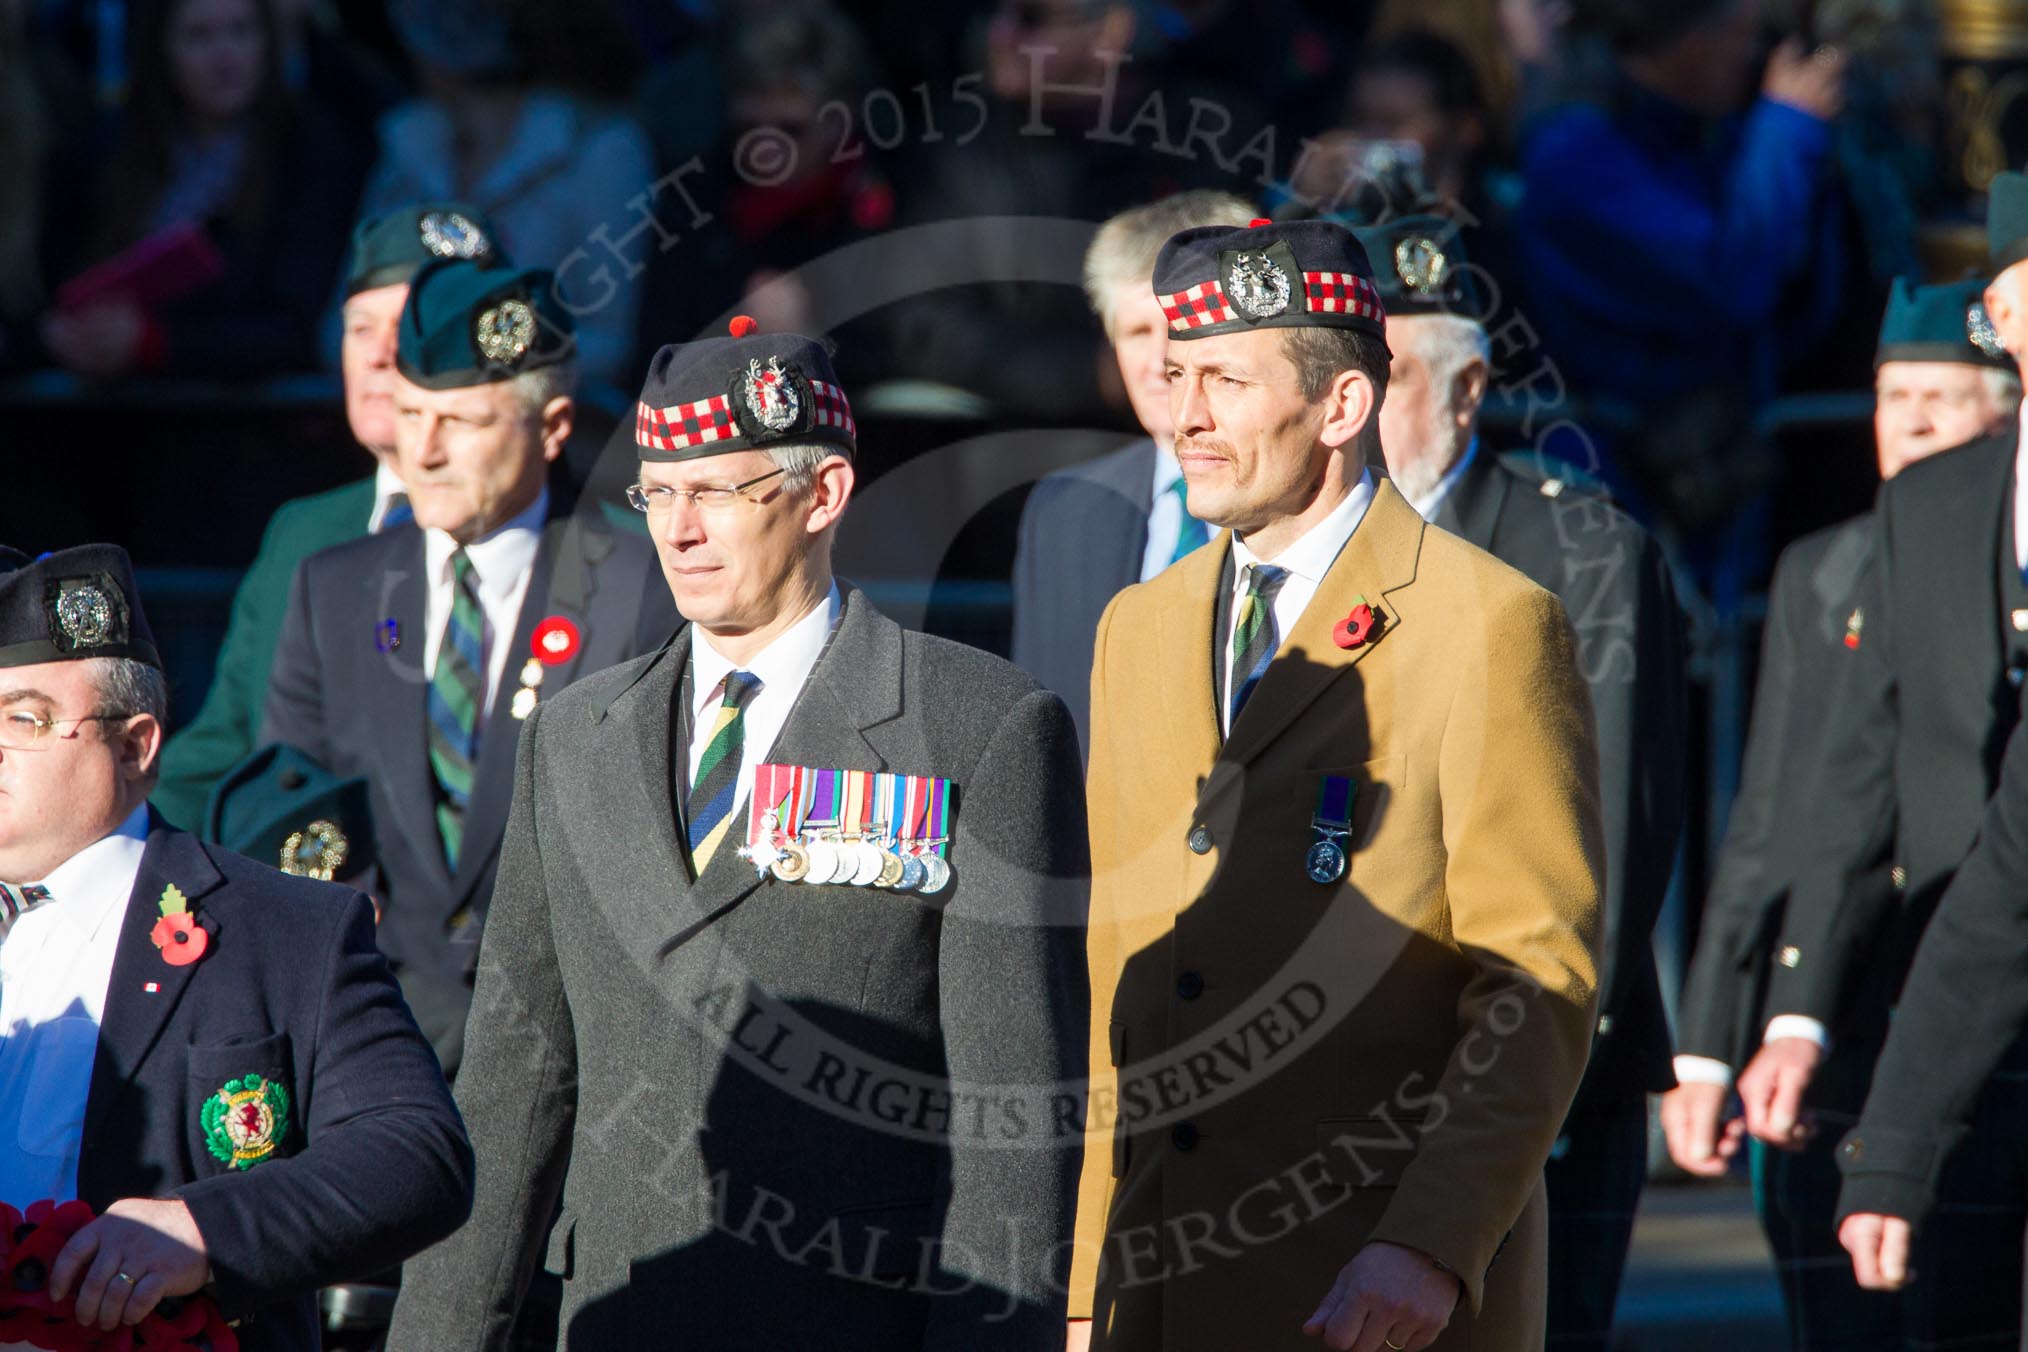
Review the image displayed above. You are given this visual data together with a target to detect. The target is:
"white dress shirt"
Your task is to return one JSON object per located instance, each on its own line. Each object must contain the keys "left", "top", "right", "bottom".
{"left": 1405, "top": 437, "right": 1480, "bottom": 522}
{"left": 687, "top": 584, "right": 842, "bottom": 819}
{"left": 0, "top": 805, "right": 150, "bottom": 1209}
{"left": 422, "top": 488, "right": 547, "bottom": 719}
{"left": 1220, "top": 470, "right": 1377, "bottom": 735}
{"left": 367, "top": 461, "right": 409, "bottom": 535}
{"left": 2016, "top": 401, "right": 2028, "bottom": 574}
{"left": 1141, "top": 444, "right": 1194, "bottom": 583}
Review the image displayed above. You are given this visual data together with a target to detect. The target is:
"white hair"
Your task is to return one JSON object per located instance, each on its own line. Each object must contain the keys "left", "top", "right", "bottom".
{"left": 1082, "top": 190, "right": 1259, "bottom": 337}
{"left": 507, "top": 359, "right": 578, "bottom": 416}
{"left": 1395, "top": 313, "right": 1491, "bottom": 394}
{"left": 85, "top": 657, "right": 168, "bottom": 725}
{"left": 765, "top": 441, "right": 845, "bottom": 492}
{"left": 1984, "top": 367, "right": 2022, "bottom": 410}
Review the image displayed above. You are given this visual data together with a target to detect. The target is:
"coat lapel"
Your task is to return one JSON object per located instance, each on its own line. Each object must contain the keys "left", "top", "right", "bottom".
{"left": 683, "top": 587, "right": 904, "bottom": 922}
{"left": 448, "top": 516, "right": 582, "bottom": 906}
{"left": 1217, "top": 481, "right": 1424, "bottom": 772}
{"left": 81, "top": 827, "right": 223, "bottom": 1155}
{"left": 1155, "top": 532, "right": 1230, "bottom": 785}
{"left": 360, "top": 528, "right": 449, "bottom": 892}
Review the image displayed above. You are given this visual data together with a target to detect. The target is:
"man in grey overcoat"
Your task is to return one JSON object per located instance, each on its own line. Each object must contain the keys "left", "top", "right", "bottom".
{"left": 385, "top": 319, "right": 1089, "bottom": 1351}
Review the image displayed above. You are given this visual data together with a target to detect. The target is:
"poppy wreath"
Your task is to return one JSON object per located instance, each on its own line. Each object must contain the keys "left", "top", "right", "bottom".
{"left": 0, "top": 1201, "right": 238, "bottom": 1351}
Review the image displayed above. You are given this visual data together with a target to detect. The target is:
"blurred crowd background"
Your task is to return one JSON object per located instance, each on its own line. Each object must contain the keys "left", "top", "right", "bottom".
{"left": 0, "top": 0, "right": 2015, "bottom": 1071}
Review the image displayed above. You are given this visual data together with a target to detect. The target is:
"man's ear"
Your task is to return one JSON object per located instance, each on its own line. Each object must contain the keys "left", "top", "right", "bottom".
{"left": 805, "top": 455, "right": 857, "bottom": 535}
{"left": 1452, "top": 357, "right": 1490, "bottom": 429}
{"left": 540, "top": 395, "right": 575, "bottom": 464}
{"left": 1318, "top": 368, "right": 1379, "bottom": 450}
{"left": 120, "top": 714, "right": 164, "bottom": 784}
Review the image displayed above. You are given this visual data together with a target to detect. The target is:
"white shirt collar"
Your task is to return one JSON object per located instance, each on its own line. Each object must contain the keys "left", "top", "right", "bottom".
{"left": 23, "top": 803, "right": 151, "bottom": 923}
{"left": 1231, "top": 468, "right": 1377, "bottom": 583}
{"left": 370, "top": 460, "right": 406, "bottom": 532}
{"left": 1408, "top": 436, "right": 1480, "bottom": 521}
{"left": 692, "top": 582, "right": 842, "bottom": 714}
{"left": 423, "top": 486, "right": 548, "bottom": 601}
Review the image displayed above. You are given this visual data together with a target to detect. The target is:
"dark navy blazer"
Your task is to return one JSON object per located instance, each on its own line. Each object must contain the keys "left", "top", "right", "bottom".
{"left": 260, "top": 506, "right": 677, "bottom": 1075}
{"left": 74, "top": 823, "right": 472, "bottom": 1351}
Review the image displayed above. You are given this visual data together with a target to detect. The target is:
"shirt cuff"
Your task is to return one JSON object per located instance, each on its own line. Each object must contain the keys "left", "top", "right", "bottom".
{"left": 1672, "top": 1054, "right": 1735, "bottom": 1088}
{"left": 1764, "top": 1014, "right": 1831, "bottom": 1050}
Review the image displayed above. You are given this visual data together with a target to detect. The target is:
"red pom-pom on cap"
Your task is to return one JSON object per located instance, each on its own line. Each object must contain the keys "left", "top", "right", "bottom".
{"left": 728, "top": 315, "right": 759, "bottom": 337}
{"left": 1248, "top": 217, "right": 1273, "bottom": 228}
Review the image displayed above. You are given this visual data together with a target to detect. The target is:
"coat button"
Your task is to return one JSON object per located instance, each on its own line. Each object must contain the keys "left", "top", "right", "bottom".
{"left": 1177, "top": 970, "right": 1204, "bottom": 1000}
{"left": 1842, "top": 1136, "right": 1864, "bottom": 1164}
{"left": 1596, "top": 1014, "right": 1614, "bottom": 1035}
{"left": 1187, "top": 825, "right": 1213, "bottom": 854}
{"left": 1777, "top": 945, "right": 1801, "bottom": 968}
{"left": 1171, "top": 1122, "right": 1199, "bottom": 1151}
{"left": 1891, "top": 865, "right": 1907, "bottom": 890}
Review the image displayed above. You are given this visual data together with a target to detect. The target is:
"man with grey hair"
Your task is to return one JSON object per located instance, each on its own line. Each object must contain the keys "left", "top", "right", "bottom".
{"left": 0, "top": 543, "right": 471, "bottom": 1350}
{"left": 1012, "top": 189, "right": 1258, "bottom": 752}
{"left": 386, "top": 316, "right": 1087, "bottom": 1349}
{"left": 1357, "top": 214, "right": 1688, "bottom": 1350}
{"left": 263, "top": 258, "right": 675, "bottom": 1079}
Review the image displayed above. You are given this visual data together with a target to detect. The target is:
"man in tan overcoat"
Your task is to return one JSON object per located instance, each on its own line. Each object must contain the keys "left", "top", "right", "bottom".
{"left": 1067, "top": 216, "right": 1604, "bottom": 1352}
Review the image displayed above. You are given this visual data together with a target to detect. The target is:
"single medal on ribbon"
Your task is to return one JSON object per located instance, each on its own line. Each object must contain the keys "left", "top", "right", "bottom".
{"left": 918, "top": 777, "right": 953, "bottom": 894}
{"left": 844, "top": 769, "right": 886, "bottom": 886}
{"left": 768, "top": 764, "right": 814, "bottom": 882}
{"left": 1306, "top": 774, "right": 1355, "bottom": 884}
{"left": 872, "top": 772, "right": 907, "bottom": 888}
{"left": 739, "top": 763, "right": 788, "bottom": 876}
{"left": 801, "top": 769, "right": 846, "bottom": 884}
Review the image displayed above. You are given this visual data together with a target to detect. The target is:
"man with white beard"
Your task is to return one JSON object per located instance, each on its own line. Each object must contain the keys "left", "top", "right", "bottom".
{"left": 1357, "top": 214, "right": 1689, "bottom": 1351}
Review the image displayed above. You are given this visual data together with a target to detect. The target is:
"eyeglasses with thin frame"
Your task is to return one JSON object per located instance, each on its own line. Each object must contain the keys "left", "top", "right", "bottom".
{"left": 625, "top": 468, "right": 789, "bottom": 515}
{"left": 0, "top": 710, "right": 136, "bottom": 751}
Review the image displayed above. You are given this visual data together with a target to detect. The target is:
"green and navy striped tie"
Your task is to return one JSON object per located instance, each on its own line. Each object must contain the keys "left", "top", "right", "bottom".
{"left": 687, "top": 670, "right": 764, "bottom": 873}
{"left": 1229, "top": 562, "right": 1288, "bottom": 726}
{"left": 428, "top": 549, "right": 487, "bottom": 869}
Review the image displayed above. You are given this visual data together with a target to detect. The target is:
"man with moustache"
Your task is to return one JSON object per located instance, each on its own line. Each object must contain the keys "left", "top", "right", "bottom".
{"left": 261, "top": 257, "right": 674, "bottom": 1078}
{"left": 1069, "top": 217, "right": 1603, "bottom": 1352}
{"left": 1012, "top": 189, "right": 1256, "bottom": 751}
{"left": 0, "top": 544, "right": 469, "bottom": 1351}
{"left": 385, "top": 318, "right": 1087, "bottom": 1349}
{"left": 1353, "top": 212, "right": 1687, "bottom": 1351}
{"left": 1731, "top": 174, "right": 2028, "bottom": 1346}
{"left": 152, "top": 202, "right": 502, "bottom": 828}
{"left": 1662, "top": 276, "right": 2017, "bottom": 1351}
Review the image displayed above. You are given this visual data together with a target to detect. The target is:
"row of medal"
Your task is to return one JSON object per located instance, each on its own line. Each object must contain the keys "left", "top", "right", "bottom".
{"left": 737, "top": 764, "right": 955, "bottom": 893}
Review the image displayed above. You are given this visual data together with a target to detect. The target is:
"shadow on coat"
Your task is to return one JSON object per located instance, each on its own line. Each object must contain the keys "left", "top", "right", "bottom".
{"left": 567, "top": 996, "right": 1040, "bottom": 1350}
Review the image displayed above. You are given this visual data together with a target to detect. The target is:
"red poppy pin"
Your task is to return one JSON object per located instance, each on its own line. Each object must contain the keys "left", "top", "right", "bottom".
{"left": 150, "top": 883, "right": 209, "bottom": 967}
{"left": 1333, "top": 595, "right": 1382, "bottom": 650}
{"left": 531, "top": 615, "right": 582, "bottom": 667}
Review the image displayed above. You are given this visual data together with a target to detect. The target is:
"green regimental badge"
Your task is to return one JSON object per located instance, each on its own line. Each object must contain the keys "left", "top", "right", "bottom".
{"left": 201, "top": 1073, "right": 291, "bottom": 1170}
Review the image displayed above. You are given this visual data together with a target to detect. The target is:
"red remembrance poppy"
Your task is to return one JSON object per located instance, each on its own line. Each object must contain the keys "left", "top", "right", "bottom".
{"left": 149, "top": 915, "right": 208, "bottom": 967}
{"left": 1333, "top": 603, "right": 1379, "bottom": 649}
{"left": 530, "top": 616, "right": 581, "bottom": 667}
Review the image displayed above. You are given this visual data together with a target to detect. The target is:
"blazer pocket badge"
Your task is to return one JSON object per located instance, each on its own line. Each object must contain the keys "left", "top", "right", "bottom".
{"left": 202, "top": 1072, "right": 291, "bottom": 1171}
{"left": 740, "top": 764, "right": 953, "bottom": 893}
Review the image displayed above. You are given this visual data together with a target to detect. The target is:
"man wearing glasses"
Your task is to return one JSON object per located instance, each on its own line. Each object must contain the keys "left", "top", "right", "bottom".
{"left": 0, "top": 544, "right": 471, "bottom": 1349}
{"left": 386, "top": 319, "right": 1089, "bottom": 1350}
{"left": 261, "top": 257, "right": 673, "bottom": 1080}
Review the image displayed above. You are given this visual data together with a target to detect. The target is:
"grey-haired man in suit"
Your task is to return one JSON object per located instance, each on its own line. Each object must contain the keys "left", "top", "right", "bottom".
{"left": 386, "top": 318, "right": 1089, "bottom": 1351}
{"left": 1012, "top": 190, "right": 1256, "bottom": 752}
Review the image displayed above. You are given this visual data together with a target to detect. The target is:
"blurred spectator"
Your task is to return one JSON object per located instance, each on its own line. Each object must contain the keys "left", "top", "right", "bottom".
{"left": 628, "top": 3, "right": 897, "bottom": 371}
{"left": 884, "top": 0, "right": 1263, "bottom": 424}
{"left": 269, "top": 0, "right": 407, "bottom": 139}
{"left": 354, "top": 0, "right": 656, "bottom": 389}
{"left": 38, "top": 0, "right": 368, "bottom": 379}
{"left": 1512, "top": 0, "right": 1849, "bottom": 537}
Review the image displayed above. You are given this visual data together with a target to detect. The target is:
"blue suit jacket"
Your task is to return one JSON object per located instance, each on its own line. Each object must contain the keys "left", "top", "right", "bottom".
{"left": 1010, "top": 439, "right": 1156, "bottom": 755}
{"left": 259, "top": 505, "right": 678, "bottom": 1077}
{"left": 76, "top": 823, "right": 471, "bottom": 1351}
